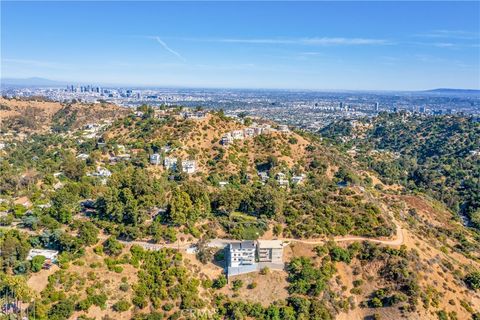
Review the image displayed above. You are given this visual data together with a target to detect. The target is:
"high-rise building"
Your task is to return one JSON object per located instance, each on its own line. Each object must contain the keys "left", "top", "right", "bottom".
{"left": 375, "top": 102, "right": 379, "bottom": 111}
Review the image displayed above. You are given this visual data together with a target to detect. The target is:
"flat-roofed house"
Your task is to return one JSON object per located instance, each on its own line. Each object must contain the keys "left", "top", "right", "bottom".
{"left": 150, "top": 153, "right": 161, "bottom": 165}
{"left": 243, "top": 127, "right": 255, "bottom": 138}
{"left": 181, "top": 160, "right": 197, "bottom": 174}
{"left": 227, "top": 241, "right": 257, "bottom": 277}
{"left": 276, "top": 172, "right": 289, "bottom": 187}
{"left": 221, "top": 133, "right": 234, "bottom": 145}
{"left": 231, "top": 130, "right": 244, "bottom": 140}
{"left": 27, "top": 249, "right": 59, "bottom": 263}
{"left": 292, "top": 174, "right": 306, "bottom": 185}
{"left": 164, "top": 157, "right": 178, "bottom": 170}
{"left": 257, "top": 240, "right": 284, "bottom": 264}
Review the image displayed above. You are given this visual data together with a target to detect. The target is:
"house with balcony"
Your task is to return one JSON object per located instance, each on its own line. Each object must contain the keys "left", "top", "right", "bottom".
{"left": 227, "top": 241, "right": 257, "bottom": 277}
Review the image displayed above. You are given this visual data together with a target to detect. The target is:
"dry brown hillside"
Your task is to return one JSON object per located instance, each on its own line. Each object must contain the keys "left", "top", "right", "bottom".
{"left": 0, "top": 97, "right": 129, "bottom": 133}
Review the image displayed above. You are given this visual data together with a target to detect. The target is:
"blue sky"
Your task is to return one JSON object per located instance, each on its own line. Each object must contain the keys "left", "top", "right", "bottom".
{"left": 1, "top": 1, "right": 479, "bottom": 90}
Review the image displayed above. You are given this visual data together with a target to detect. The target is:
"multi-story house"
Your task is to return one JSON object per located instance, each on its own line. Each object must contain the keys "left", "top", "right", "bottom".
{"left": 150, "top": 153, "right": 161, "bottom": 165}
{"left": 181, "top": 160, "right": 197, "bottom": 174}
{"left": 164, "top": 157, "right": 178, "bottom": 170}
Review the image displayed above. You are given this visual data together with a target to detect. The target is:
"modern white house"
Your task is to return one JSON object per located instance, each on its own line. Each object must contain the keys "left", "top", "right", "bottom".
{"left": 164, "top": 157, "right": 178, "bottom": 170}
{"left": 276, "top": 172, "right": 289, "bottom": 187}
{"left": 76, "top": 153, "right": 89, "bottom": 160}
{"left": 231, "top": 130, "right": 244, "bottom": 140}
{"left": 95, "top": 167, "right": 112, "bottom": 178}
{"left": 150, "top": 153, "right": 161, "bottom": 165}
{"left": 181, "top": 160, "right": 197, "bottom": 174}
{"left": 292, "top": 174, "right": 306, "bottom": 185}
{"left": 221, "top": 133, "right": 234, "bottom": 145}
{"left": 219, "top": 181, "right": 229, "bottom": 187}
{"left": 258, "top": 171, "right": 269, "bottom": 183}
{"left": 228, "top": 241, "right": 256, "bottom": 268}
{"left": 226, "top": 240, "right": 284, "bottom": 277}
{"left": 181, "top": 111, "right": 207, "bottom": 120}
{"left": 27, "top": 249, "right": 59, "bottom": 263}
{"left": 278, "top": 124, "right": 290, "bottom": 133}
{"left": 243, "top": 127, "right": 255, "bottom": 138}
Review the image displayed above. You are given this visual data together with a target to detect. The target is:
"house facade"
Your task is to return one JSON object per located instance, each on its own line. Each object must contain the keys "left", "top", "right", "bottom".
{"left": 228, "top": 241, "right": 256, "bottom": 268}
{"left": 150, "top": 153, "right": 161, "bottom": 165}
{"left": 181, "top": 160, "right": 197, "bottom": 174}
{"left": 164, "top": 157, "right": 178, "bottom": 170}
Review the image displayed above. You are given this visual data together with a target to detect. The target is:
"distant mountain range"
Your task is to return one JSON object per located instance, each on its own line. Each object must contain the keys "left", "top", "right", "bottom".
{"left": 424, "top": 88, "right": 480, "bottom": 94}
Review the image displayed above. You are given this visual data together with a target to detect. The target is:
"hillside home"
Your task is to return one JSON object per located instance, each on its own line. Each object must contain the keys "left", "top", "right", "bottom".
{"left": 243, "top": 127, "right": 255, "bottom": 137}
{"left": 27, "top": 249, "right": 59, "bottom": 263}
{"left": 164, "top": 157, "right": 178, "bottom": 170}
{"left": 219, "top": 181, "right": 229, "bottom": 187}
{"left": 257, "top": 240, "right": 284, "bottom": 264}
{"left": 231, "top": 130, "right": 244, "bottom": 140}
{"left": 276, "top": 172, "right": 289, "bottom": 187}
{"left": 227, "top": 241, "right": 257, "bottom": 276}
{"left": 182, "top": 111, "right": 207, "bottom": 120}
{"left": 292, "top": 174, "right": 306, "bottom": 185}
{"left": 258, "top": 171, "right": 269, "bottom": 183}
{"left": 221, "top": 133, "right": 234, "bottom": 145}
{"left": 278, "top": 124, "right": 289, "bottom": 132}
{"left": 76, "top": 153, "right": 89, "bottom": 160}
{"left": 181, "top": 160, "right": 197, "bottom": 174}
{"left": 95, "top": 168, "right": 112, "bottom": 178}
{"left": 150, "top": 153, "right": 161, "bottom": 165}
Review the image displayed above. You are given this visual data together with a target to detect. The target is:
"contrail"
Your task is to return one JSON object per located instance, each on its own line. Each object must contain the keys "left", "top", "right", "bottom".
{"left": 154, "top": 36, "right": 185, "bottom": 61}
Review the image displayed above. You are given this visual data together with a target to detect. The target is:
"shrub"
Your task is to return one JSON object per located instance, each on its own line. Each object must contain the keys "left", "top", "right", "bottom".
{"left": 112, "top": 299, "right": 131, "bottom": 312}
{"left": 465, "top": 271, "right": 480, "bottom": 290}
{"left": 247, "top": 282, "right": 257, "bottom": 289}
{"left": 213, "top": 275, "right": 227, "bottom": 289}
{"left": 31, "top": 255, "right": 46, "bottom": 272}
{"left": 232, "top": 279, "right": 243, "bottom": 291}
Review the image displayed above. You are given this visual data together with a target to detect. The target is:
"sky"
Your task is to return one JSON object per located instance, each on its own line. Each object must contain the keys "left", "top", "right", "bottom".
{"left": 1, "top": 1, "right": 479, "bottom": 90}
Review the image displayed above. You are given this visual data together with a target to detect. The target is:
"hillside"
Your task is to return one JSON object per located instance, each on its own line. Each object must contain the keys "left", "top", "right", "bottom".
{"left": 321, "top": 112, "right": 480, "bottom": 231}
{"left": 0, "top": 97, "right": 129, "bottom": 134}
{"left": 0, "top": 106, "right": 479, "bottom": 320}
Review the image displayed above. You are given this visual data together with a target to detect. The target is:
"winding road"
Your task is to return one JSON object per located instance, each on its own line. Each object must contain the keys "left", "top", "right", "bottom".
{"left": 116, "top": 220, "right": 405, "bottom": 251}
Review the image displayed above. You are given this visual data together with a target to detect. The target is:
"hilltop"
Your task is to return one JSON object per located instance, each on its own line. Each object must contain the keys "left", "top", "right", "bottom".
{"left": 0, "top": 105, "right": 479, "bottom": 320}
{"left": 0, "top": 97, "right": 128, "bottom": 134}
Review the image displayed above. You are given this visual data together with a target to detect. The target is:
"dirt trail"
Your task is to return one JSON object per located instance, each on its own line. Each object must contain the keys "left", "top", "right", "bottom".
{"left": 113, "top": 220, "right": 405, "bottom": 251}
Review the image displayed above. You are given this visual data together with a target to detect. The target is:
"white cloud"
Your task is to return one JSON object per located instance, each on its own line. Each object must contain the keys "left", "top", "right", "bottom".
{"left": 151, "top": 36, "right": 185, "bottom": 61}
{"left": 415, "top": 30, "right": 479, "bottom": 40}
{"left": 211, "top": 37, "right": 390, "bottom": 46}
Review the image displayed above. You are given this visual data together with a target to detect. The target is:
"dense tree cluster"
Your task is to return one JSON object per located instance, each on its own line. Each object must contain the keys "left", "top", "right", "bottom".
{"left": 321, "top": 113, "right": 480, "bottom": 230}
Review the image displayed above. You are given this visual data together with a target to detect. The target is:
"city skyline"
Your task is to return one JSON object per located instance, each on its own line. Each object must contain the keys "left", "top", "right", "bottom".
{"left": 2, "top": 1, "right": 480, "bottom": 91}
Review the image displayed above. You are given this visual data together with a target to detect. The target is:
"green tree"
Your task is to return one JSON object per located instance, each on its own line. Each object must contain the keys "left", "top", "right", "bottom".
{"left": 31, "top": 255, "right": 46, "bottom": 272}
{"left": 167, "top": 189, "right": 193, "bottom": 225}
